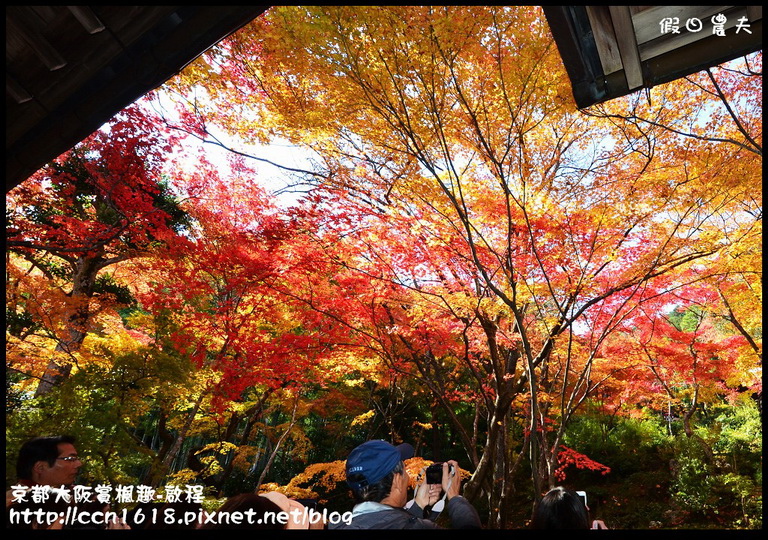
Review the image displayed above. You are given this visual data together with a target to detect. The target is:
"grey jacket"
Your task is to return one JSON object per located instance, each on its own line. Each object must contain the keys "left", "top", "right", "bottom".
{"left": 329, "top": 495, "right": 482, "bottom": 529}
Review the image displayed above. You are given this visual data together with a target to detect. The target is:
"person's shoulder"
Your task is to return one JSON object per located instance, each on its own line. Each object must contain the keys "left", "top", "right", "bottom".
{"left": 445, "top": 495, "right": 482, "bottom": 529}
{"left": 329, "top": 507, "right": 437, "bottom": 530}
{"left": 446, "top": 495, "right": 476, "bottom": 510}
{"left": 328, "top": 522, "right": 354, "bottom": 530}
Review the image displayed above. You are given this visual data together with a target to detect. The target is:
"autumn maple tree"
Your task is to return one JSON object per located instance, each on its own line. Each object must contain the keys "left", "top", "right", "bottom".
{"left": 6, "top": 105, "right": 189, "bottom": 396}
{"left": 160, "top": 5, "right": 761, "bottom": 524}
{"left": 122, "top": 159, "right": 388, "bottom": 489}
{"left": 601, "top": 278, "right": 760, "bottom": 438}
{"left": 5, "top": 5, "right": 761, "bottom": 530}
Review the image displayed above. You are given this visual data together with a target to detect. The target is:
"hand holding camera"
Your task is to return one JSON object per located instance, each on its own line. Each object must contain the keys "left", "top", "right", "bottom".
{"left": 425, "top": 460, "right": 460, "bottom": 501}
{"left": 425, "top": 462, "right": 448, "bottom": 485}
{"left": 414, "top": 479, "right": 441, "bottom": 509}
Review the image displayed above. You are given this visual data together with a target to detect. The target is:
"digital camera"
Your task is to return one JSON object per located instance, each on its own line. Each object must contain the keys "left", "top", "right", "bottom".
{"left": 426, "top": 462, "right": 452, "bottom": 484}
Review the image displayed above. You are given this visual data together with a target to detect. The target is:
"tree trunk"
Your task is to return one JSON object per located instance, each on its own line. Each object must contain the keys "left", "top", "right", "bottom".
{"left": 256, "top": 395, "right": 299, "bottom": 488}
{"left": 215, "top": 388, "right": 275, "bottom": 495}
{"left": 149, "top": 392, "right": 205, "bottom": 487}
{"left": 35, "top": 255, "right": 102, "bottom": 396}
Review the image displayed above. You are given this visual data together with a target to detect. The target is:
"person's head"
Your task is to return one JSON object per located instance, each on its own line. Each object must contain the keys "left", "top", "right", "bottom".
{"left": 197, "top": 493, "right": 285, "bottom": 530}
{"left": 345, "top": 440, "right": 415, "bottom": 507}
{"left": 531, "top": 486, "right": 590, "bottom": 529}
{"left": 261, "top": 491, "right": 317, "bottom": 529}
{"left": 16, "top": 435, "right": 81, "bottom": 486}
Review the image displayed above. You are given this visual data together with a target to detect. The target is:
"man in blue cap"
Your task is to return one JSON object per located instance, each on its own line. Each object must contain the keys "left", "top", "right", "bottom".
{"left": 330, "top": 439, "right": 481, "bottom": 529}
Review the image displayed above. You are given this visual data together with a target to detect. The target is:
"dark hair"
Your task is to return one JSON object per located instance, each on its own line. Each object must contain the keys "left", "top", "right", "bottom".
{"left": 16, "top": 436, "right": 77, "bottom": 481}
{"left": 349, "top": 460, "right": 404, "bottom": 504}
{"left": 531, "top": 486, "right": 590, "bottom": 529}
{"left": 198, "top": 493, "right": 285, "bottom": 530}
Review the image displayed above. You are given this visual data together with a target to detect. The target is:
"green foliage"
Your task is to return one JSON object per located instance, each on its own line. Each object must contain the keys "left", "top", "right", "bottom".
{"left": 5, "top": 308, "right": 37, "bottom": 338}
{"left": 563, "top": 405, "right": 674, "bottom": 476}
{"left": 667, "top": 305, "right": 704, "bottom": 332}
{"left": 93, "top": 274, "right": 135, "bottom": 306}
{"left": 554, "top": 399, "right": 763, "bottom": 529}
{"left": 711, "top": 397, "right": 762, "bottom": 459}
{"left": 153, "top": 177, "right": 195, "bottom": 235}
{"left": 670, "top": 435, "right": 717, "bottom": 513}
{"left": 668, "top": 397, "right": 762, "bottom": 529}
{"left": 5, "top": 370, "right": 27, "bottom": 415}
{"left": 707, "top": 398, "right": 761, "bottom": 529}
{"left": 5, "top": 344, "right": 195, "bottom": 490}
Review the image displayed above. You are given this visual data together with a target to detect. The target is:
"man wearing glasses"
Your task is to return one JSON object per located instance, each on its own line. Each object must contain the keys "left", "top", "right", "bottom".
{"left": 6, "top": 435, "right": 82, "bottom": 507}
{"left": 7, "top": 436, "right": 131, "bottom": 529}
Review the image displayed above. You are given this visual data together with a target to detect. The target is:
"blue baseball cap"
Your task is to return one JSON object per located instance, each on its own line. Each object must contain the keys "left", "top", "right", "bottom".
{"left": 345, "top": 440, "right": 415, "bottom": 491}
